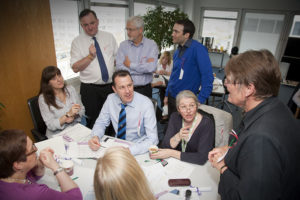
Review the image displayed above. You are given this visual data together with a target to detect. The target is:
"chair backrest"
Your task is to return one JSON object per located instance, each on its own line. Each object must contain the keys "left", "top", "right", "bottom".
{"left": 199, "top": 104, "right": 233, "bottom": 147}
{"left": 27, "top": 96, "right": 47, "bottom": 137}
{"left": 151, "top": 98, "right": 158, "bottom": 113}
{"left": 288, "top": 82, "right": 300, "bottom": 114}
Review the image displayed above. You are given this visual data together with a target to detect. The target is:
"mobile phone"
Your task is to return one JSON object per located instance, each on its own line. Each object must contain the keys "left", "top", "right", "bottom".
{"left": 168, "top": 178, "right": 191, "bottom": 187}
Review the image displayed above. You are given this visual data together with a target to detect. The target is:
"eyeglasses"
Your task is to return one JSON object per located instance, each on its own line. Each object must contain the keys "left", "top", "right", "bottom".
{"left": 125, "top": 28, "right": 138, "bottom": 32}
{"left": 179, "top": 104, "right": 196, "bottom": 112}
{"left": 26, "top": 144, "right": 38, "bottom": 157}
{"left": 224, "top": 78, "right": 239, "bottom": 85}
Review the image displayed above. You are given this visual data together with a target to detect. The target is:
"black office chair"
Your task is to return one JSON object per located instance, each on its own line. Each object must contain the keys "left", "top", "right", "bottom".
{"left": 27, "top": 96, "right": 48, "bottom": 142}
{"left": 287, "top": 82, "right": 300, "bottom": 118}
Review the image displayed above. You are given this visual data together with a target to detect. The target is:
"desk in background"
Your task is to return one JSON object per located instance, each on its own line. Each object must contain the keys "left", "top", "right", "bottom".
{"left": 36, "top": 124, "right": 220, "bottom": 200}
{"left": 208, "top": 51, "right": 229, "bottom": 72}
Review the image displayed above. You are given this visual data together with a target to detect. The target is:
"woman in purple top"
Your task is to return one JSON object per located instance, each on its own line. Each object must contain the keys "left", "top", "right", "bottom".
{"left": 150, "top": 90, "right": 215, "bottom": 165}
{"left": 0, "top": 129, "right": 82, "bottom": 200}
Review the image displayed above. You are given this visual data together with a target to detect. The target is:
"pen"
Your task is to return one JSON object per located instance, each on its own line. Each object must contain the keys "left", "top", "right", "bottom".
{"left": 72, "top": 177, "right": 79, "bottom": 181}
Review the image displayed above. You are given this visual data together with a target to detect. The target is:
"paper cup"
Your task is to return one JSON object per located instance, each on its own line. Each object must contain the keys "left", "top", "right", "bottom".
{"left": 149, "top": 145, "right": 158, "bottom": 154}
{"left": 60, "top": 160, "right": 74, "bottom": 176}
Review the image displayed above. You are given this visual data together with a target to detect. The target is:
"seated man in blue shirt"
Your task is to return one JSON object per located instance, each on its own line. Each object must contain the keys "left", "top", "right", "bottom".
{"left": 88, "top": 70, "right": 158, "bottom": 155}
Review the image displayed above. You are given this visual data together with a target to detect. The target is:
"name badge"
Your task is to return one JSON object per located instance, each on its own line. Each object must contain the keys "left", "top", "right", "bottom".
{"left": 179, "top": 68, "right": 184, "bottom": 80}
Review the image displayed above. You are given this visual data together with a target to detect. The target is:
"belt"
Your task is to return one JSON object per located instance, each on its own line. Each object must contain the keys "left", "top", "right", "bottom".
{"left": 134, "top": 83, "right": 151, "bottom": 89}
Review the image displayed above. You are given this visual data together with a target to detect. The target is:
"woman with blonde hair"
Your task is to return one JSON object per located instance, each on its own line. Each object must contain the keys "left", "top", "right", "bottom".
{"left": 94, "top": 147, "right": 155, "bottom": 200}
{"left": 156, "top": 51, "right": 172, "bottom": 76}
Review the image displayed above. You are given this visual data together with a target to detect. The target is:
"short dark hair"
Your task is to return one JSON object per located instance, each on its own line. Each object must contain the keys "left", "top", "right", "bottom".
{"left": 175, "top": 19, "right": 195, "bottom": 39}
{"left": 79, "top": 9, "right": 97, "bottom": 20}
{"left": 112, "top": 70, "right": 132, "bottom": 87}
{"left": 0, "top": 130, "right": 27, "bottom": 178}
{"left": 225, "top": 49, "right": 281, "bottom": 99}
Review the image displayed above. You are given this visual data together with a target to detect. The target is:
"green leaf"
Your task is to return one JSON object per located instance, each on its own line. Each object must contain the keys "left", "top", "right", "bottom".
{"left": 143, "top": 6, "right": 188, "bottom": 51}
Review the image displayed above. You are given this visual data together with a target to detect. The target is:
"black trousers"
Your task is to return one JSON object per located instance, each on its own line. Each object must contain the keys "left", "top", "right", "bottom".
{"left": 167, "top": 93, "right": 177, "bottom": 119}
{"left": 134, "top": 83, "right": 152, "bottom": 99}
{"left": 80, "top": 82, "right": 113, "bottom": 129}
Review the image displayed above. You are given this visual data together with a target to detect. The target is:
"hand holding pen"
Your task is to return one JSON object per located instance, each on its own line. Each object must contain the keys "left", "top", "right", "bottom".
{"left": 88, "top": 136, "right": 101, "bottom": 151}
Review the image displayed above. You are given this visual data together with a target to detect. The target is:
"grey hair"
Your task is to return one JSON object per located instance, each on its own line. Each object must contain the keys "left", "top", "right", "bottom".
{"left": 127, "top": 16, "right": 144, "bottom": 28}
{"left": 176, "top": 90, "right": 199, "bottom": 109}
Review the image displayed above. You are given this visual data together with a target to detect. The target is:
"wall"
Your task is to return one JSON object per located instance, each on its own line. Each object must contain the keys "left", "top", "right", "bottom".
{"left": 0, "top": 0, "right": 56, "bottom": 140}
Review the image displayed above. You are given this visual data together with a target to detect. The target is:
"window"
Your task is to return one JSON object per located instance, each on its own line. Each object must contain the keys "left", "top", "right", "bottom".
{"left": 134, "top": 2, "right": 155, "bottom": 16}
{"left": 290, "top": 15, "right": 300, "bottom": 37}
{"left": 91, "top": 6, "right": 127, "bottom": 46}
{"left": 49, "top": 0, "right": 80, "bottom": 79}
{"left": 239, "top": 12, "right": 284, "bottom": 55}
{"left": 201, "top": 10, "right": 238, "bottom": 52}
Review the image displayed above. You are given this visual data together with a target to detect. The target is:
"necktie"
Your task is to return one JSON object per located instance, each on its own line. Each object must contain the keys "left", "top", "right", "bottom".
{"left": 117, "top": 104, "right": 127, "bottom": 139}
{"left": 92, "top": 37, "right": 109, "bottom": 82}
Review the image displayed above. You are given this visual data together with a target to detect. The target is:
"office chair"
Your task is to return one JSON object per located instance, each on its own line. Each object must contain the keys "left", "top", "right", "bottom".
{"left": 151, "top": 98, "right": 158, "bottom": 114}
{"left": 27, "top": 96, "right": 48, "bottom": 142}
{"left": 287, "top": 82, "right": 300, "bottom": 119}
{"left": 199, "top": 104, "right": 233, "bottom": 147}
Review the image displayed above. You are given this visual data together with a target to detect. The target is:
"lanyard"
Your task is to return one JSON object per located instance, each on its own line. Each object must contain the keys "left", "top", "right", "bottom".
{"left": 181, "top": 114, "right": 198, "bottom": 152}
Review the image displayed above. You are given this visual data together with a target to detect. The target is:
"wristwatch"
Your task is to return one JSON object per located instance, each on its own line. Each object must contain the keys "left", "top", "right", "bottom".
{"left": 53, "top": 167, "right": 64, "bottom": 176}
{"left": 65, "top": 113, "right": 72, "bottom": 118}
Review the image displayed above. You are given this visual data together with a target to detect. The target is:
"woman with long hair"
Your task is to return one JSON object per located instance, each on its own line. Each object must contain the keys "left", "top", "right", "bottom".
{"left": 94, "top": 147, "right": 155, "bottom": 200}
{"left": 38, "top": 66, "right": 85, "bottom": 138}
{"left": 156, "top": 51, "right": 172, "bottom": 76}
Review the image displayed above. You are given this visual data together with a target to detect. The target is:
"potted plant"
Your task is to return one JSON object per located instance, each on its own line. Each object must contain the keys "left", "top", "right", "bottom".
{"left": 143, "top": 6, "right": 188, "bottom": 51}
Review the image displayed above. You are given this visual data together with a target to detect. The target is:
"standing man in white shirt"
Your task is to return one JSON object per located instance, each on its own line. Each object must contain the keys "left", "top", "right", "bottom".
{"left": 71, "top": 9, "right": 118, "bottom": 129}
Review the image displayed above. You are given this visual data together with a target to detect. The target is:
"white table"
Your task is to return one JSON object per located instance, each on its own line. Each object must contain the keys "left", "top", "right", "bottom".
{"left": 37, "top": 126, "right": 220, "bottom": 200}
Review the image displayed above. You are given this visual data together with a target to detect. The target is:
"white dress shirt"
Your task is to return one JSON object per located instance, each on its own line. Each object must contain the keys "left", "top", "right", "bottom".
{"left": 92, "top": 92, "right": 158, "bottom": 155}
{"left": 71, "top": 30, "right": 118, "bottom": 84}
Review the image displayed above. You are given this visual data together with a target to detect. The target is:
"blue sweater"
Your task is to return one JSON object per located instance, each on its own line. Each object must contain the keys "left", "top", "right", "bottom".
{"left": 166, "top": 40, "right": 213, "bottom": 103}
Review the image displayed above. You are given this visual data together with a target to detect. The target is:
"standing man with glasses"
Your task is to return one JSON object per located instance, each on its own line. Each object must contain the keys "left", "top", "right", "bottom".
{"left": 71, "top": 9, "right": 118, "bottom": 129}
{"left": 164, "top": 19, "right": 213, "bottom": 118}
{"left": 88, "top": 70, "right": 158, "bottom": 156}
{"left": 116, "top": 16, "right": 159, "bottom": 98}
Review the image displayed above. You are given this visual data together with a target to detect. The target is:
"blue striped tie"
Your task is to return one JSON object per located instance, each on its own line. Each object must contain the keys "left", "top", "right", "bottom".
{"left": 92, "top": 37, "right": 109, "bottom": 82}
{"left": 117, "top": 104, "right": 127, "bottom": 139}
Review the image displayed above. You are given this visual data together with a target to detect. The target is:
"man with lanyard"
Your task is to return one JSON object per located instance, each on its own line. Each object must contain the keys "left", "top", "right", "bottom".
{"left": 71, "top": 9, "right": 118, "bottom": 129}
{"left": 88, "top": 70, "right": 158, "bottom": 155}
{"left": 116, "top": 16, "right": 159, "bottom": 98}
{"left": 164, "top": 19, "right": 213, "bottom": 117}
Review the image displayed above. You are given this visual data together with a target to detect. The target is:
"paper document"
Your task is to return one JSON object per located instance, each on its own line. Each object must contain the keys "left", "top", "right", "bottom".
{"left": 67, "top": 142, "right": 105, "bottom": 159}
{"left": 55, "top": 124, "right": 92, "bottom": 143}
{"left": 102, "top": 138, "right": 131, "bottom": 148}
{"left": 164, "top": 158, "right": 195, "bottom": 178}
{"left": 35, "top": 136, "right": 66, "bottom": 155}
